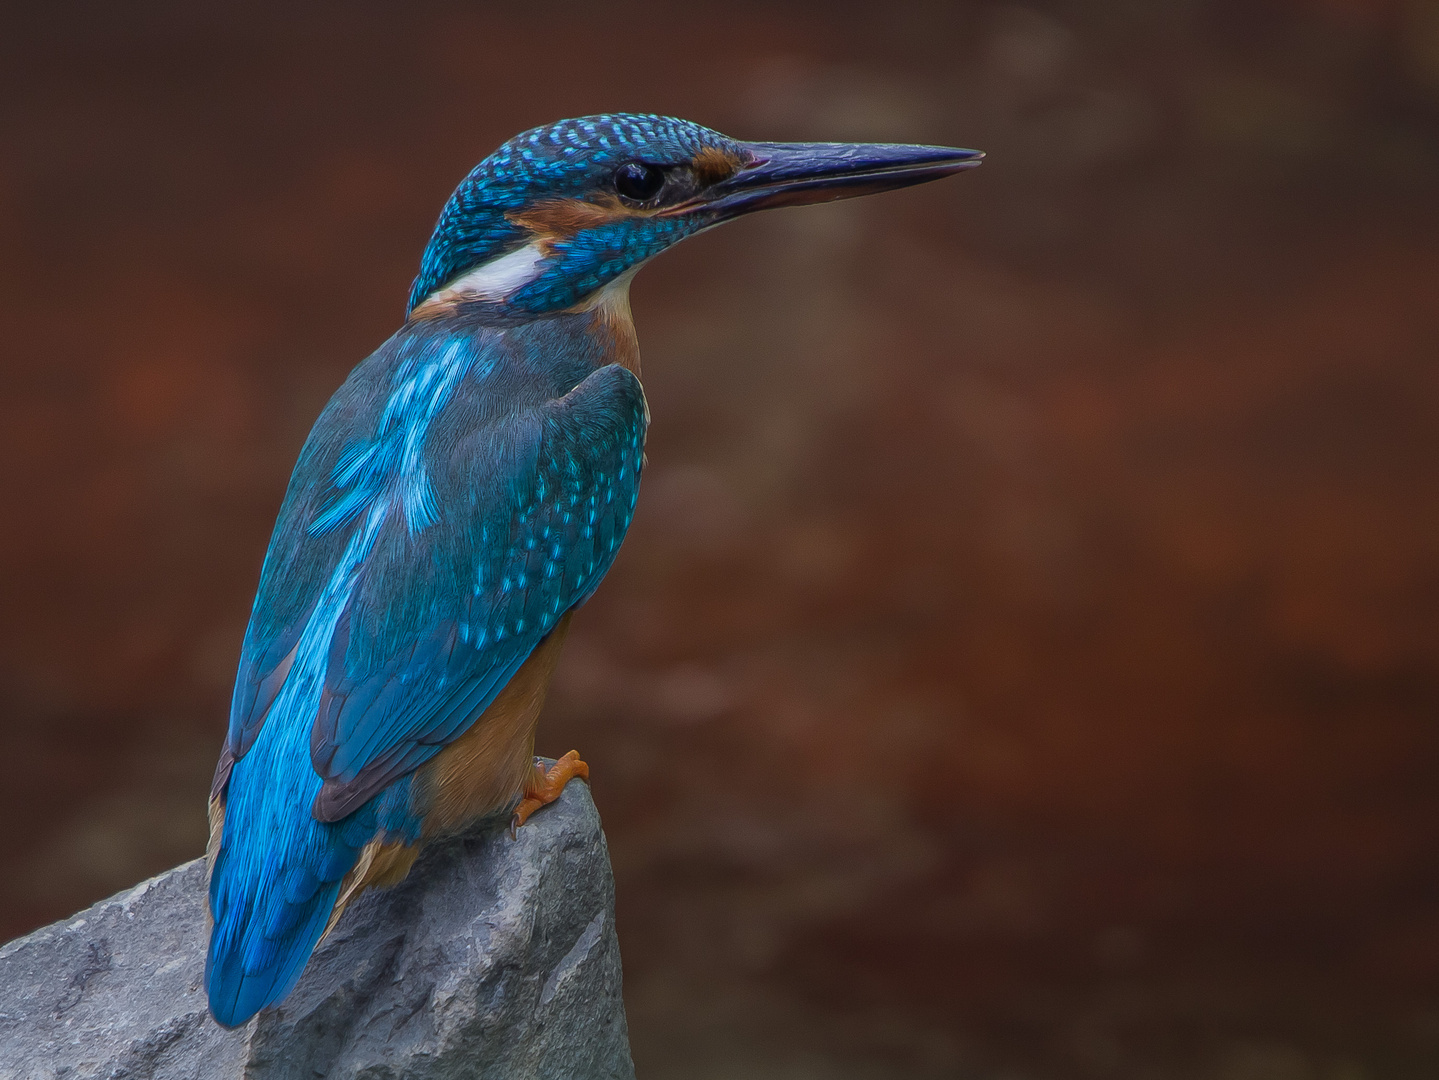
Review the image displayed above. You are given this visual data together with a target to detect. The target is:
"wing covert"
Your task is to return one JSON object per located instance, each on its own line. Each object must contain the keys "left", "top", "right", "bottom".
{"left": 308, "top": 363, "right": 647, "bottom": 821}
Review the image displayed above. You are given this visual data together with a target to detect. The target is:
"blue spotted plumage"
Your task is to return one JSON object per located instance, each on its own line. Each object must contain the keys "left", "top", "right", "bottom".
{"left": 206, "top": 113, "right": 981, "bottom": 1028}
{"left": 408, "top": 114, "right": 727, "bottom": 313}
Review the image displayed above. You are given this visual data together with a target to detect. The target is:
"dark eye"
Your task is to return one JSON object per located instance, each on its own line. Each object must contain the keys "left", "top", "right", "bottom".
{"left": 614, "top": 161, "right": 665, "bottom": 201}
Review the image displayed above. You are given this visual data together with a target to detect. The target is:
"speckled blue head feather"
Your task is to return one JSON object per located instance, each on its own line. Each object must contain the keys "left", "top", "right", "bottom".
{"left": 408, "top": 114, "right": 736, "bottom": 314}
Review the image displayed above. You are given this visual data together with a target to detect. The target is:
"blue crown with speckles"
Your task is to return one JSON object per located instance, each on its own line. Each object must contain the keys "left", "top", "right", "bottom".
{"left": 407, "top": 114, "right": 734, "bottom": 313}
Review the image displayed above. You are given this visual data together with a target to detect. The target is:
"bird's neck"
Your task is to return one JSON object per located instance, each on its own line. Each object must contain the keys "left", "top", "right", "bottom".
{"left": 579, "top": 267, "right": 641, "bottom": 376}
{"left": 409, "top": 263, "right": 641, "bottom": 379}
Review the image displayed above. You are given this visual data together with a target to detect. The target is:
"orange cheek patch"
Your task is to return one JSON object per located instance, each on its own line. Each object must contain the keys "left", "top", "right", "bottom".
{"left": 507, "top": 196, "right": 632, "bottom": 240}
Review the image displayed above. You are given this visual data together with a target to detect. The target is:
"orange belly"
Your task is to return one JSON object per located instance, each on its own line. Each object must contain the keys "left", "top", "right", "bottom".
{"left": 415, "top": 610, "right": 574, "bottom": 835}
{"left": 324, "top": 614, "right": 574, "bottom": 929}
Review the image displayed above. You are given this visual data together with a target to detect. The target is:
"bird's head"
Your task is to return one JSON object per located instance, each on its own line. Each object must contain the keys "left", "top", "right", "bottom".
{"left": 407, "top": 113, "right": 982, "bottom": 319}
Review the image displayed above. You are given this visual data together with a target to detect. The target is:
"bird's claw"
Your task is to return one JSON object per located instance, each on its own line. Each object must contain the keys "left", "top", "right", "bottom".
{"left": 508, "top": 750, "right": 589, "bottom": 839}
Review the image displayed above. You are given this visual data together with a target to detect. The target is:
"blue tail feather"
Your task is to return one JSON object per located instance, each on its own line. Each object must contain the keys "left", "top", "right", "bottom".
{"left": 205, "top": 688, "right": 422, "bottom": 1027}
{"left": 205, "top": 667, "right": 364, "bottom": 1027}
{"left": 206, "top": 871, "right": 344, "bottom": 1028}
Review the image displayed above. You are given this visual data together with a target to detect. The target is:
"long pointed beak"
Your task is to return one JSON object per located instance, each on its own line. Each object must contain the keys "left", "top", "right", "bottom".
{"left": 690, "top": 140, "right": 983, "bottom": 219}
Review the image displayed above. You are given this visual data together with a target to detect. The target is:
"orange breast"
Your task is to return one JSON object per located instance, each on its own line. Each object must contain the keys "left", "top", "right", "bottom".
{"left": 413, "top": 612, "right": 574, "bottom": 836}
{"left": 584, "top": 273, "right": 641, "bottom": 376}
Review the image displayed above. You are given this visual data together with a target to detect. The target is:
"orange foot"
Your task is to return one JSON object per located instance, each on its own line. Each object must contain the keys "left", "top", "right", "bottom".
{"left": 510, "top": 750, "right": 590, "bottom": 837}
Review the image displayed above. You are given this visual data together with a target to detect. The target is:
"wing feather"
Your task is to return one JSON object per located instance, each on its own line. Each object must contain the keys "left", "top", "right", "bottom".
{"left": 308, "top": 362, "right": 647, "bottom": 821}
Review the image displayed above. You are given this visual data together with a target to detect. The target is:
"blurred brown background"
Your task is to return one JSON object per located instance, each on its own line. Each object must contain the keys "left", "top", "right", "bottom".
{"left": 2, "top": 1, "right": 1438, "bottom": 1076}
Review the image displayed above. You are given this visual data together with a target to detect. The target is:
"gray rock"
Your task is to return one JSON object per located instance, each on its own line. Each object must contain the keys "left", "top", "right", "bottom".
{"left": 0, "top": 776, "right": 634, "bottom": 1079}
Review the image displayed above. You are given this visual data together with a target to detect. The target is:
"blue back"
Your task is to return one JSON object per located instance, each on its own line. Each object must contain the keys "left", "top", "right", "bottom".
{"left": 206, "top": 308, "right": 646, "bottom": 1026}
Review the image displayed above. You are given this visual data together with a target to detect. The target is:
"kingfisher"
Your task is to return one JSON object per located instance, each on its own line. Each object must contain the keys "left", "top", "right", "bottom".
{"left": 204, "top": 113, "right": 981, "bottom": 1027}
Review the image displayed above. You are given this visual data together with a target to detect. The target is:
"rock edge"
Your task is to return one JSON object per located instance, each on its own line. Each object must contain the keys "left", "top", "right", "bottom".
{"left": 0, "top": 777, "right": 634, "bottom": 1080}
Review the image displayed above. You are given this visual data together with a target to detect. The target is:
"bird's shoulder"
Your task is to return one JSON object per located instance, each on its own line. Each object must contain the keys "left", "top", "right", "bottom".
{"left": 250, "top": 312, "right": 617, "bottom": 611}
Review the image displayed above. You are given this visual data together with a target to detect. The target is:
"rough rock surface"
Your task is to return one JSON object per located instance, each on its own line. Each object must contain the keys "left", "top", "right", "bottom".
{"left": 0, "top": 775, "right": 634, "bottom": 1079}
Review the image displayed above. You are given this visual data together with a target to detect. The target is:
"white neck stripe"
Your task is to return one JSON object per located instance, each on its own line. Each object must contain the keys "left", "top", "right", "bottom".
{"left": 426, "top": 241, "right": 548, "bottom": 305}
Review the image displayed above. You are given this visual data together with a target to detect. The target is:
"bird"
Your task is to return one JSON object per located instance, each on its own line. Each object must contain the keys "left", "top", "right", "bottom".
{"left": 204, "top": 113, "right": 982, "bottom": 1027}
